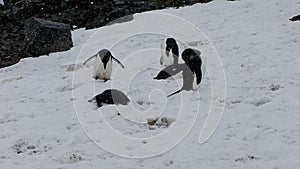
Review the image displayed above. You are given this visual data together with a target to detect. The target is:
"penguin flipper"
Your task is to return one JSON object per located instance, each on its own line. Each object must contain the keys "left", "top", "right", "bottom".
{"left": 167, "top": 89, "right": 181, "bottom": 97}
{"left": 83, "top": 54, "right": 97, "bottom": 65}
{"left": 111, "top": 56, "right": 125, "bottom": 68}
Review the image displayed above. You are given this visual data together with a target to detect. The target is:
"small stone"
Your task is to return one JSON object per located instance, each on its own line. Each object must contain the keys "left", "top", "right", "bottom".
{"left": 270, "top": 84, "right": 280, "bottom": 91}
{"left": 137, "top": 100, "right": 143, "bottom": 105}
{"left": 147, "top": 118, "right": 158, "bottom": 126}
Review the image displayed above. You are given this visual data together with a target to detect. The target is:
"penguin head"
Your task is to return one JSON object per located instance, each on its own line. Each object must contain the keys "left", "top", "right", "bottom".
{"left": 98, "top": 49, "right": 112, "bottom": 60}
{"left": 166, "top": 38, "right": 177, "bottom": 49}
{"left": 165, "top": 38, "right": 179, "bottom": 57}
{"left": 182, "top": 48, "right": 201, "bottom": 64}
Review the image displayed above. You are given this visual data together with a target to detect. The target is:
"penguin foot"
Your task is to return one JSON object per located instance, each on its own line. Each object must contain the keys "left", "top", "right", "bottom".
{"left": 93, "top": 76, "right": 99, "bottom": 80}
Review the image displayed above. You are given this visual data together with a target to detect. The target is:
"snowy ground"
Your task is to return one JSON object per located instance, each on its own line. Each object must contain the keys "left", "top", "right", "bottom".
{"left": 1, "top": 0, "right": 300, "bottom": 168}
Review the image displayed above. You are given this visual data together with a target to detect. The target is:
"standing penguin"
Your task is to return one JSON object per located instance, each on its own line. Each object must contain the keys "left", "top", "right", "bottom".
{"left": 83, "top": 49, "right": 125, "bottom": 81}
{"left": 167, "top": 48, "right": 202, "bottom": 97}
{"left": 181, "top": 48, "right": 202, "bottom": 90}
{"left": 160, "top": 38, "right": 179, "bottom": 66}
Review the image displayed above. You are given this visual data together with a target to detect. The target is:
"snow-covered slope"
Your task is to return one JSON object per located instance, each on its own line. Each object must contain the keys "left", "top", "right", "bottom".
{"left": 1, "top": 0, "right": 300, "bottom": 168}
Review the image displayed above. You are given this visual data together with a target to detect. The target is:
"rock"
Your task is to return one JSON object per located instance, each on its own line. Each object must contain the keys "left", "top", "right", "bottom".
{"left": 24, "top": 17, "right": 73, "bottom": 57}
{"left": 0, "top": 0, "right": 214, "bottom": 69}
{"left": 147, "top": 117, "right": 158, "bottom": 126}
{"left": 270, "top": 84, "right": 280, "bottom": 91}
{"left": 108, "top": 8, "right": 129, "bottom": 21}
{"left": 0, "top": 17, "right": 25, "bottom": 68}
{"left": 85, "top": 15, "right": 107, "bottom": 29}
{"left": 146, "top": 117, "right": 175, "bottom": 127}
{"left": 106, "top": 14, "right": 134, "bottom": 27}
{"left": 0, "top": 54, "right": 21, "bottom": 68}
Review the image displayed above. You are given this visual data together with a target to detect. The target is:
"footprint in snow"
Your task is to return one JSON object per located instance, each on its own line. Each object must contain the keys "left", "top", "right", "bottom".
{"left": 12, "top": 140, "right": 51, "bottom": 155}
{"left": 60, "top": 63, "right": 83, "bottom": 72}
{"left": 249, "top": 98, "right": 271, "bottom": 107}
{"left": 62, "top": 153, "right": 84, "bottom": 164}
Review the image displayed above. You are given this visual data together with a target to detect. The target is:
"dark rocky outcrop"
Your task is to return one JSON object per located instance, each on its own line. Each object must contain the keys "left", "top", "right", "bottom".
{"left": 24, "top": 17, "right": 72, "bottom": 57}
{"left": 0, "top": 0, "right": 213, "bottom": 68}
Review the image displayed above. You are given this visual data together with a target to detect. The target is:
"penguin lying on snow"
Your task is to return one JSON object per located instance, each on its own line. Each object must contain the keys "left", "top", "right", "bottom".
{"left": 160, "top": 38, "right": 179, "bottom": 66}
{"left": 289, "top": 14, "right": 300, "bottom": 21}
{"left": 154, "top": 48, "right": 202, "bottom": 97}
{"left": 83, "top": 49, "right": 125, "bottom": 81}
{"left": 88, "top": 89, "right": 130, "bottom": 108}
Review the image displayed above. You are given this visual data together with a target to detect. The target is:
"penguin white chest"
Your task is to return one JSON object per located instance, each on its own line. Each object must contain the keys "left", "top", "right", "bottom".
{"left": 192, "top": 65, "right": 205, "bottom": 90}
{"left": 93, "top": 55, "right": 112, "bottom": 80}
{"left": 192, "top": 74, "right": 200, "bottom": 90}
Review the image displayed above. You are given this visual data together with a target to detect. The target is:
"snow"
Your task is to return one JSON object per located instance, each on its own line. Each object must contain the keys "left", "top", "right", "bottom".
{"left": 1, "top": 0, "right": 300, "bottom": 168}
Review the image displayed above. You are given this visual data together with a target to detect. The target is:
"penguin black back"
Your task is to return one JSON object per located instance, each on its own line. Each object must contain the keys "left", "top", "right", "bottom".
{"left": 182, "top": 48, "right": 202, "bottom": 84}
{"left": 290, "top": 14, "right": 300, "bottom": 21}
{"left": 89, "top": 89, "right": 130, "bottom": 108}
{"left": 182, "top": 48, "right": 202, "bottom": 70}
